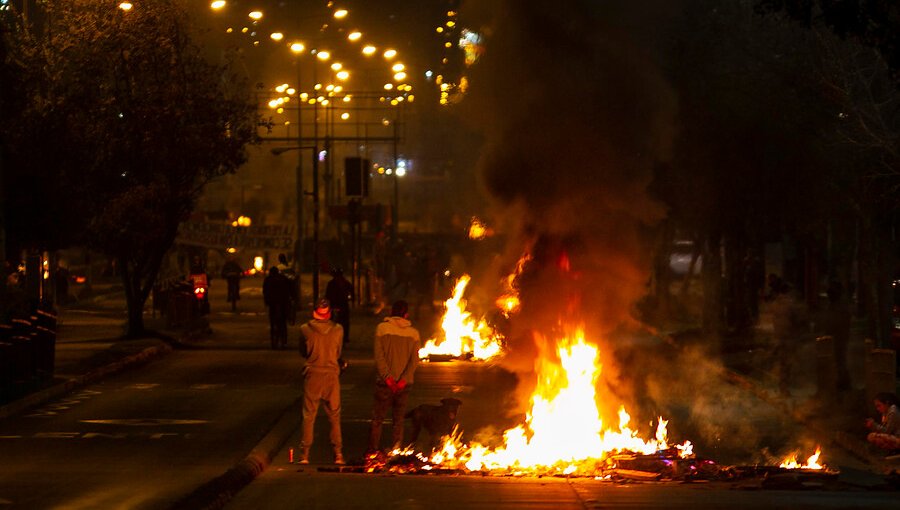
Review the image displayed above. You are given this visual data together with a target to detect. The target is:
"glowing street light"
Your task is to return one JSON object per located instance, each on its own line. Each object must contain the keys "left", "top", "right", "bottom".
{"left": 383, "top": 49, "right": 397, "bottom": 59}
{"left": 118, "top": 2, "right": 133, "bottom": 11}
{"left": 334, "top": 9, "right": 348, "bottom": 19}
{"left": 362, "top": 45, "right": 377, "bottom": 56}
{"left": 330, "top": 62, "right": 343, "bottom": 71}
{"left": 210, "top": 1, "right": 226, "bottom": 10}
{"left": 248, "top": 11, "right": 263, "bottom": 20}
{"left": 290, "top": 42, "right": 306, "bottom": 53}
{"left": 341, "top": 112, "right": 350, "bottom": 120}
{"left": 270, "top": 32, "right": 284, "bottom": 41}
{"left": 393, "top": 71, "right": 407, "bottom": 81}
{"left": 348, "top": 31, "right": 362, "bottom": 42}
{"left": 336, "top": 70, "right": 350, "bottom": 81}
{"left": 316, "top": 50, "right": 331, "bottom": 61}
{"left": 391, "top": 63, "right": 405, "bottom": 72}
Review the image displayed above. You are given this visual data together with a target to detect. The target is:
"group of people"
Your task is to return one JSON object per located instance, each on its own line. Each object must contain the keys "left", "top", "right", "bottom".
{"left": 295, "top": 298, "right": 420, "bottom": 465}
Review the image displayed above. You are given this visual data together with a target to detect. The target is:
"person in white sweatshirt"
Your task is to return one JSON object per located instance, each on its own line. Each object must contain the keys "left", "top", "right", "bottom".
{"left": 367, "top": 300, "right": 420, "bottom": 453}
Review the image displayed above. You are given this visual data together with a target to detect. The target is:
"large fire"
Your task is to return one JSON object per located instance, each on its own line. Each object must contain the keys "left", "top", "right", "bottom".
{"left": 407, "top": 328, "right": 692, "bottom": 476}
{"left": 418, "top": 275, "right": 504, "bottom": 361}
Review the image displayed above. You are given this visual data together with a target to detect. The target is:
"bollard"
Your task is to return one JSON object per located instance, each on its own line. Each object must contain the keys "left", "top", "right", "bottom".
{"left": 815, "top": 335, "right": 836, "bottom": 396}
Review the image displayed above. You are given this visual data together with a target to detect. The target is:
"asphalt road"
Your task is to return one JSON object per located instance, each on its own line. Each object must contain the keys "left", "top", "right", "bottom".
{"left": 1, "top": 276, "right": 897, "bottom": 509}
{"left": 226, "top": 470, "right": 899, "bottom": 510}
{"left": 0, "top": 345, "right": 301, "bottom": 509}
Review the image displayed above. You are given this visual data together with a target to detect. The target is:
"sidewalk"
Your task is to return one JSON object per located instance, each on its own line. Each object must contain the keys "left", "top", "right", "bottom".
{"left": 0, "top": 281, "right": 184, "bottom": 419}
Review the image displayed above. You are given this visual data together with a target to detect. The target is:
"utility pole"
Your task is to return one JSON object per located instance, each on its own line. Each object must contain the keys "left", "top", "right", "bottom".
{"left": 294, "top": 57, "right": 304, "bottom": 309}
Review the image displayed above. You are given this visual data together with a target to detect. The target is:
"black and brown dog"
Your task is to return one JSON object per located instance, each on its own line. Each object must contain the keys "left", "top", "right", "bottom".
{"left": 405, "top": 397, "right": 462, "bottom": 447}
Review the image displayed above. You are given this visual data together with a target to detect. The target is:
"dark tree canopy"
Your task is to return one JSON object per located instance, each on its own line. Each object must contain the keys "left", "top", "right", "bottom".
{"left": 0, "top": 0, "right": 257, "bottom": 335}
{"left": 758, "top": 0, "right": 900, "bottom": 74}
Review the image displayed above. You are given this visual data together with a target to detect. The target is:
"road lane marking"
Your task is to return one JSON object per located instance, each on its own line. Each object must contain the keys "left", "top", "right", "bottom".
{"left": 126, "top": 384, "right": 159, "bottom": 390}
{"left": 25, "top": 390, "right": 102, "bottom": 418}
{"left": 80, "top": 419, "right": 209, "bottom": 426}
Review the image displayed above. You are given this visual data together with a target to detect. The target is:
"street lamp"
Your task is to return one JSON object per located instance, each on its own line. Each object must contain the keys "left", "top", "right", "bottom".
{"left": 271, "top": 144, "right": 320, "bottom": 305}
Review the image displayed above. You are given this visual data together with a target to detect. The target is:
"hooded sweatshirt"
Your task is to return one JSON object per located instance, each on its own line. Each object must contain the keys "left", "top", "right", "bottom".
{"left": 300, "top": 319, "right": 343, "bottom": 373}
{"left": 374, "top": 316, "right": 420, "bottom": 384}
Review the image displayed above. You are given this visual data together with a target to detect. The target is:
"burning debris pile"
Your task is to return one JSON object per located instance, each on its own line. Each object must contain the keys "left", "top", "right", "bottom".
{"left": 375, "top": 327, "right": 835, "bottom": 482}
{"left": 418, "top": 274, "right": 505, "bottom": 362}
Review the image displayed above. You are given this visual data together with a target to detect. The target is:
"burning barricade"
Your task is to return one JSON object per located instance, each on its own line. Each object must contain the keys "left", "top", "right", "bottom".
{"left": 418, "top": 274, "right": 505, "bottom": 362}
{"left": 371, "top": 326, "right": 836, "bottom": 484}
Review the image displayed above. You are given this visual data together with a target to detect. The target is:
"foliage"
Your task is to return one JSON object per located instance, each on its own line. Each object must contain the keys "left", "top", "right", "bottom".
{"left": 0, "top": 0, "right": 257, "bottom": 335}
{"left": 757, "top": 0, "right": 900, "bottom": 75}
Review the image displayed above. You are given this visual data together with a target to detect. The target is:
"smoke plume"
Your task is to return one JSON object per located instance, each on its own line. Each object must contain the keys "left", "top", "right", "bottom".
{"left": 459, "top": 0, "right": 676, "bottom": 390}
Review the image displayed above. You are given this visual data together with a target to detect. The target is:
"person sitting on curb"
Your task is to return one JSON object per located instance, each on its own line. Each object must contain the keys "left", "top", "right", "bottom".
{"left": 865, "top": 392, "right": 900, "bottom": 456}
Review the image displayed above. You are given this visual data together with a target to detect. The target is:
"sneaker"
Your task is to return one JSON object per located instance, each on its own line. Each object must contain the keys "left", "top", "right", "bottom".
{"left": 334, "top": 453, "right": 345, "bottom": 465}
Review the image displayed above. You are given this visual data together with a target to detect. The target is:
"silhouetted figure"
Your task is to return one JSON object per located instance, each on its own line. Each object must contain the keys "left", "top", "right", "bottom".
{"left": 325, "top": 268, "right": 353, "bottom": 344}
{"left": 55, "top": 264, "right": 70, "bottom": 305}
{"left": 263, "top": 267, "right": 292, "bottom": 349}
{"left": 221, "top": 257, "right": 243, "bottom": 312}
{"left": 276, "top": 253, "right": 298, "bottom": 324}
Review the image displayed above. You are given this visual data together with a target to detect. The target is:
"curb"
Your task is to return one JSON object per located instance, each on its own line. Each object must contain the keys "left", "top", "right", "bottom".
{"left": 168, "top": 397, "right": 302, "bottom": 510}
{"left": 0, "top": 342, "right": 173, "bottom": 420}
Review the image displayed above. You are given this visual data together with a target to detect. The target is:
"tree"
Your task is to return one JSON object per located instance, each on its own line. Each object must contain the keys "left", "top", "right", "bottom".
{"left": 1, "top": 0, "right": 256, "bottom": 336}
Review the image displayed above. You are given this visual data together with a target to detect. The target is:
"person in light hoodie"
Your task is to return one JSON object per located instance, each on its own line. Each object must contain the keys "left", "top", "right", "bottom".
{"left": 297, "top": 299, "right": 345, "bottom": 465}
{"left": 368, "top": 300, "right": 420, "bottom": 453}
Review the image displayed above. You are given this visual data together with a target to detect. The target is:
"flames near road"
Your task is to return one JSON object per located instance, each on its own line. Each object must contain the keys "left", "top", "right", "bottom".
{"left": 373, "top": 325, "right": 831, "bottom": 479}
{"left": 418, "top": 275, "right": 504, "bottom": 361}
{"left": 379, "top": 327, "right": 700, "bottom": 476}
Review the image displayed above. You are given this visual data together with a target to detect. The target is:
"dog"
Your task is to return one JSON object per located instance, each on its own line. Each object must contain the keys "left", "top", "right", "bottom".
{"left": 405, "top": 398, "right": 462, "bottom": 448}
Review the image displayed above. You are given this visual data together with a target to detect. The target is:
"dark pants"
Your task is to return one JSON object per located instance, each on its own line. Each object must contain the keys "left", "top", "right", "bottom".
{"left": 269, "top": 302, "right": 288, "bottom": 348}
{"left": 368, "top": 383, "right": 410, "bottom": 451}
{"left": 226, "top": 277, "right": 240, "bottom": 310}
{"left": 333, "top": 307, "right": 350, "bottom": 344}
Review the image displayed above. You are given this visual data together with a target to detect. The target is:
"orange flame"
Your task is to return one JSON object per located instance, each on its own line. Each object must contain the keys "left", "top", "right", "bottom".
{"left": 495, "top": 253, "right": 531, "bottom": 317}
{"left": 419, "top": 275, "right": 504, "bottom": 360}
{"left": 415, "top": 328, "right": 692, "bottom": 475}
{"left": 779, "top": 447, "right": 824, "bottom": 470}
{"left": 468, "top": 217, "right": 492, "bottom": 240}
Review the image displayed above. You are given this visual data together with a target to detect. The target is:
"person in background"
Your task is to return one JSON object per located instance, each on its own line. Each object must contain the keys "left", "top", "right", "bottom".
{"left": 298, "top": 299, "right": 345, "bottom": 465}
{"left": 866, "top": 392, "right": 900, "bottom": 455}
{"left": 220, "top": 256, "right": 243, "bottom": 312}
{"left": 263, "top": 266, "right": 291, "bottom": 349}
{"left": 367, "top": 300, "right": 420, "bottom": 453}
{"left": 276, "top": 253, "right": 298, "bottom": 323}
{"left": 325, "top": 267, "right": 354, "bottom": 345}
